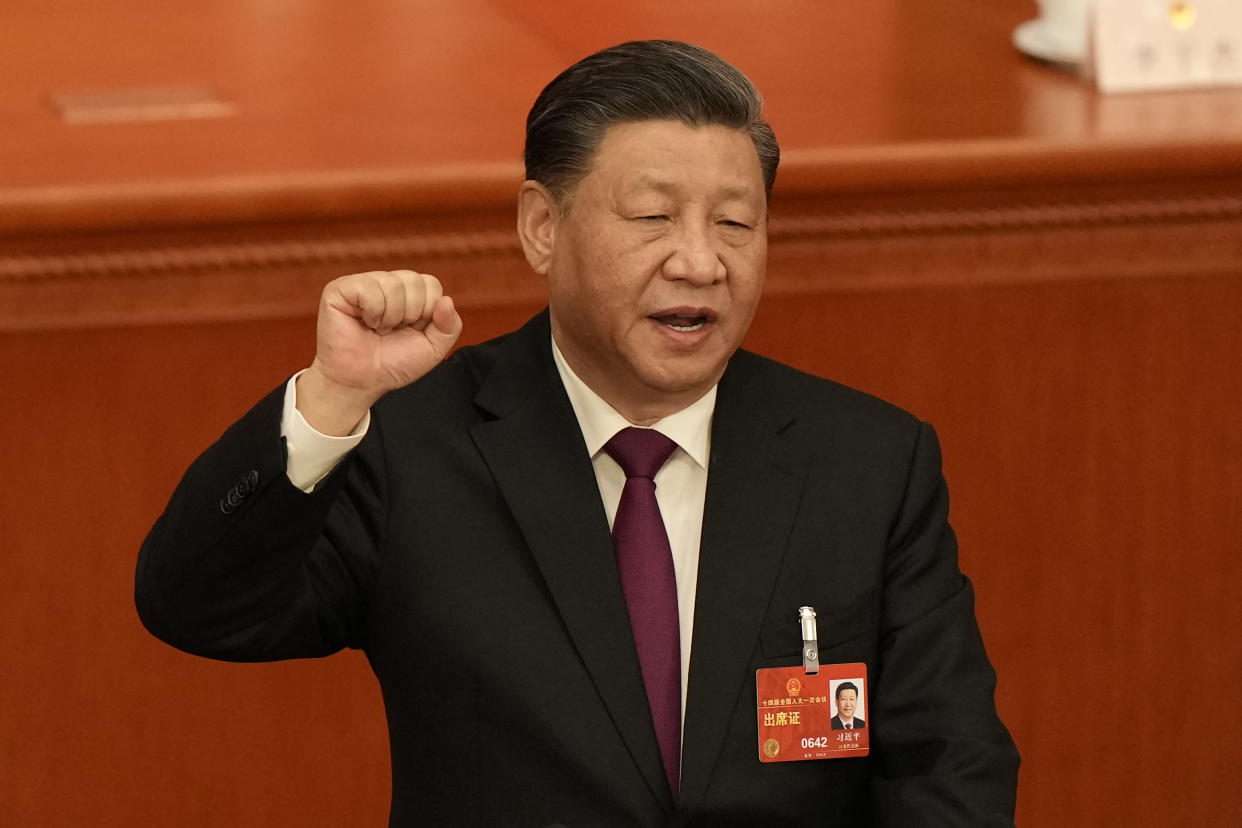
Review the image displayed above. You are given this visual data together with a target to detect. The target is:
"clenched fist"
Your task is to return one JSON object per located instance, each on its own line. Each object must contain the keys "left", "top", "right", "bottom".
{"left": 296, "top": 270, "right": 463, "bottom": 435}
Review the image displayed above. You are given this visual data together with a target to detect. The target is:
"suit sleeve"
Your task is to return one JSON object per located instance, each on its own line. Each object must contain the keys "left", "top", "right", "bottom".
{"left": 135, "top": 383, "right": 387, "bottom": 662}
{"left": 870, "top": 421, "right": 1020, "bottom": 826}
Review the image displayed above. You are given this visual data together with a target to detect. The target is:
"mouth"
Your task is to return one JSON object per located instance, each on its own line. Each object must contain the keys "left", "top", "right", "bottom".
{"left": 650, "top": 308, "right": 717, "bottom": 333}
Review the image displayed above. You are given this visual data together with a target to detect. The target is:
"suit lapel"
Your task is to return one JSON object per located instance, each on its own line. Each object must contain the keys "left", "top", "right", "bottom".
{"left": 678, "top": 353, "right": 807, "bottom": 817}
{"left": 468, "top": 315, "right": 674, "bottom": 811}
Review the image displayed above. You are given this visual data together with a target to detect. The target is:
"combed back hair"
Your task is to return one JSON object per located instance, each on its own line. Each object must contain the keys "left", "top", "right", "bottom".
{"left": 835, "top": 682, "right": 859, "bottom": 700}
{"left": 524, "top": 39, "right": 779, "bottom": 208}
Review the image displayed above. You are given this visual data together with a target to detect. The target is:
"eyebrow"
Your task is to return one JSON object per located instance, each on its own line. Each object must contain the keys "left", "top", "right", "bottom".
{"left": 631, "top": 176, "right": 755, "bottom": 202}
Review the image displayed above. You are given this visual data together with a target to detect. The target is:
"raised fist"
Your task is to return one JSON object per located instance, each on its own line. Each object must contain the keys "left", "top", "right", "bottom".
{"left": 296, "top": 270, "right": 463, "bottom": 435}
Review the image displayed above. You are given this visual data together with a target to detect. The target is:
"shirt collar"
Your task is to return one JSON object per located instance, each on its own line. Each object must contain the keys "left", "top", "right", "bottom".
{"left": 551, "top": 333, "right": 715, "bottom": 469}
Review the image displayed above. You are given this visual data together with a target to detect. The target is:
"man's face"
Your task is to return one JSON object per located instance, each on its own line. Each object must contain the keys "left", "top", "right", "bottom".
{"left": 542, "top": 119, "right": 767, "bottom": 423}
{"left": 837, "top": 689, "right": 857, "bottom": 721}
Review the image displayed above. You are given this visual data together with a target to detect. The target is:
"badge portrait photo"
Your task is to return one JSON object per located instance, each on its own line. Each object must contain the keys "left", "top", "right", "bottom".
{"left": 829, "top": 678, "right": 867, "bottom": 730}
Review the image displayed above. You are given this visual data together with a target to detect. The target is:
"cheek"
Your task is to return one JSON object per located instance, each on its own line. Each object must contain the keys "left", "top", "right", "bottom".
{"left": 555, "top": 275, "right": 631, "bottom": 349}
{"left": 727, "top": 249, "right": 766, "bottom": 293}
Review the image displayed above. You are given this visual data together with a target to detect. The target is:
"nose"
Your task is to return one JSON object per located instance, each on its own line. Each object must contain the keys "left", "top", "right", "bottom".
{"left": 662, "top": 223, "right": 726, "bottom": 286}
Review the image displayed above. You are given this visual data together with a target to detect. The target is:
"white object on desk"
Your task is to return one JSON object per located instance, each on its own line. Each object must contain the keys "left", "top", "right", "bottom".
{"left": 1093, "top": 0, "right": 1242, "bottom": 93}
{"left": 1014, "top": 0, "right": 1096, "bottom": 67}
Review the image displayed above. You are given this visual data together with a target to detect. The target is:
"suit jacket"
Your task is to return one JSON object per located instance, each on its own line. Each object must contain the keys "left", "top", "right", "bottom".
{"left": 831, "top": 715, "right": 866, "bottom": 731}
{"left": 137, "top": 311, "right": 1018, "bottom": 827}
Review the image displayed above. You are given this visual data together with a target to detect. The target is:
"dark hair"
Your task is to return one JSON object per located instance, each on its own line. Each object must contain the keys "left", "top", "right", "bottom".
{"left": 524, "top": 40, "right": 779, "bottom": 207}
{"left": 835, "top": 681, "right": 858, "bottom": 700}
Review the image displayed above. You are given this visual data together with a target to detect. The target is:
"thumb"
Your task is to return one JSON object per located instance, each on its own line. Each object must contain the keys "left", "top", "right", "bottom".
{"left": 423, "top": 295, "right": 463, "bottom": 359}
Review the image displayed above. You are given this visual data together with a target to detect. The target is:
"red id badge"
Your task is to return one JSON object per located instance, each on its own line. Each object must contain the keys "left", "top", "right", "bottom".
{"left": 756, "top": 663, "right": 869, "bottom": 762}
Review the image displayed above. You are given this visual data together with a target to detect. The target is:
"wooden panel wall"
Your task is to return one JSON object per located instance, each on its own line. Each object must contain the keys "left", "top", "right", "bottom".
{"left": 4, "top": 222, "right": 1241, "bottom": 826}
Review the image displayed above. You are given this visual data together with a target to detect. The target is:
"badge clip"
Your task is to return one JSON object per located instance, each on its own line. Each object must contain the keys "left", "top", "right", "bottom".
{"left": 799, "top": 605, "right": 819, "bottom": 675}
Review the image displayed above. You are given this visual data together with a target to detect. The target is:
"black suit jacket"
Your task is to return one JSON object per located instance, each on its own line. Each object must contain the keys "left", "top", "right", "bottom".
{"left": 137, "top": 311, "right": 1018, "bottom": 826}
{"left": 831, "top": 715, "right": 866, "bottom": 731}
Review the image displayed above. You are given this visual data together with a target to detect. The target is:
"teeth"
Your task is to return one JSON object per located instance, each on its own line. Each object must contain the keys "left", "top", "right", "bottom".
{"left": 657, "top": 314, "right": 707, "bottom": 332}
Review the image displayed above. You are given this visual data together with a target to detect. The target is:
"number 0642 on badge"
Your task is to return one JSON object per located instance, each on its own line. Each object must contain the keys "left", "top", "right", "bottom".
{"left": 756, "top": 663, "right": 868, "bottom": 762}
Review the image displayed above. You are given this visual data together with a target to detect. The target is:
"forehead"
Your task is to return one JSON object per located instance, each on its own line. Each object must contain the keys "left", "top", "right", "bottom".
{"left": 580, "top": 119, "right": 764, "bottom": 199}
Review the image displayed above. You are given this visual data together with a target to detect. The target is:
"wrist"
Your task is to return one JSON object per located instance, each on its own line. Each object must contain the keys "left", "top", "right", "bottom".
{"left": 295, "top": 363, "right": 378, "bottom": 436}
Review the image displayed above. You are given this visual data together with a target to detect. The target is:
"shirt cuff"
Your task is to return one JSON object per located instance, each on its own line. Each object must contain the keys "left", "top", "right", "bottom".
{"left": 280, "top": 370, "right": 370, "bottom": 492}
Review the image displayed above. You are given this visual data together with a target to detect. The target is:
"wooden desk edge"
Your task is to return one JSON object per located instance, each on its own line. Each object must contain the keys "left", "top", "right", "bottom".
{"left": 5, "top": 137, "right": 1242, "bottom": 238}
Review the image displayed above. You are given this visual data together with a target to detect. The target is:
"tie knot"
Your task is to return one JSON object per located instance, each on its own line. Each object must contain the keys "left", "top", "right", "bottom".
{"left": 604, "top": 427, "right": 677, "bottom": 480}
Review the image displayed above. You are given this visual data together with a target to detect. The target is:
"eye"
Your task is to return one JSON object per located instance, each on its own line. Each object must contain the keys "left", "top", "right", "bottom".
{"left": 718, "top": 219, "right": 751, "bottom": 229}
{"left": 636, "top": 215, "right": 669, "bottom": 222}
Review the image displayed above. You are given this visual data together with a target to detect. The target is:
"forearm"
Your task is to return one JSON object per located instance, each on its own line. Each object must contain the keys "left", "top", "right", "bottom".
{"left": 869, "top": 422, "right": 1019, "bottom": 825}
{"left": 870, "top": 578, "right": 1019, "bottom": 825}
{"left": 135, "top": 383, "right": 375, "bottom": 661}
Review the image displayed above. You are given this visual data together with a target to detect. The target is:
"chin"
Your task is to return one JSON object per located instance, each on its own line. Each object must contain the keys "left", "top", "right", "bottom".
{"left": 641, "top": 362, "right": 724, "bottom": 398}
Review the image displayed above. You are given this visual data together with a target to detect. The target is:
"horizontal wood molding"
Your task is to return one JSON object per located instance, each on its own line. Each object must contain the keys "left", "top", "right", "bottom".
{"left": 3, "top": 186, "right": 1240, "bottom": 332}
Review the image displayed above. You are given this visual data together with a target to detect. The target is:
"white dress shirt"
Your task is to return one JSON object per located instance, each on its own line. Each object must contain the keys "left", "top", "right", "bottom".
{"left": 280, "top": 370, "right": 369, "bottom": 491}
{"left": 280, "top": 335, "right": 717, "bottom": 726}
{"left": 550, "top": 338, "right": 714, "bottom": 729}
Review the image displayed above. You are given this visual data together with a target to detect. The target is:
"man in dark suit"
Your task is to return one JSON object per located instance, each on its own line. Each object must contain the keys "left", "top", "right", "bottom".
{"left": 831, "top": 681, "right": 866, "bottom": 730}
{"left": 137, "top": 40, "right": 1018, "bottom": 826}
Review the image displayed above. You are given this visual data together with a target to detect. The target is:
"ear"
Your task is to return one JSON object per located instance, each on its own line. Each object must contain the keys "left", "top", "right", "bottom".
{"left": 517, "top": 180, "right": 559, "bottom": 276}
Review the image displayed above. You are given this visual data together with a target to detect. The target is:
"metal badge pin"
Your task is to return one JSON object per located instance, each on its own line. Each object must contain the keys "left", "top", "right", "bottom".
{"left": 799, "top": 606, "right": 819, "bottom": 675}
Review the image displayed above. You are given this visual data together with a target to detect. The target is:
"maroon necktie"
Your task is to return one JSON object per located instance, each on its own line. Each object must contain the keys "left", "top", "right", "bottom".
{"left": 604, "top": 427, "right": 681, "bottom": 796}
